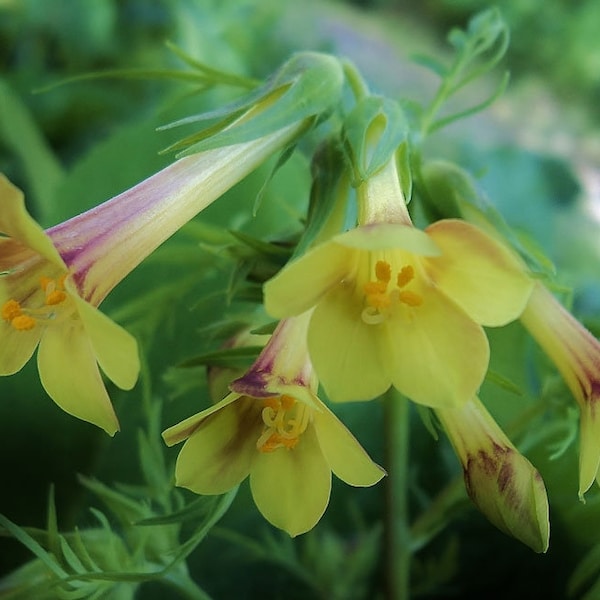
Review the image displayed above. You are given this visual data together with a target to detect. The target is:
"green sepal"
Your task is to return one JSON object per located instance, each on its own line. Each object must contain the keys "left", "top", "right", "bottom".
{"left": 341, "top": 95, "right": 408, "bottom": 185}
{"left": 293, "top": 141, "right": 350, "bottom": 258}
{"left": 166, "top": 51, "right": 345, "bottom": 157}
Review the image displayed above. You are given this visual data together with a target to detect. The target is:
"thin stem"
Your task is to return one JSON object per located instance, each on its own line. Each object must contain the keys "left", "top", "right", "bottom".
{"left": 384, "top": 388, "right": 411, "bottom": 600}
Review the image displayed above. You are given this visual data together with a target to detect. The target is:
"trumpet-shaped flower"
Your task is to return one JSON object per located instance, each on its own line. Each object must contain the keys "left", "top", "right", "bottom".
{"left": 419, "top": 160, "right": 600, "bottom": 498}
{"left": 162, "top": 315, "right": 385, "bottom": 537}
{"left": 0, "top": 120, "right": 304, "bottom": 433}
{"left": 436, "top": 396, "right": 549, "bottom": 553}
{"left": 264, "top": 158, "right": 533, "bottom": 408}
{"left": 521, "top": 282, "right": 600, "bottom": 497}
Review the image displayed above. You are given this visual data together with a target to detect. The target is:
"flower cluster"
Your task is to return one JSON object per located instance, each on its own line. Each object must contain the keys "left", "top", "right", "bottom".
{"left": 2, "top": 50, "right": 599, "bottom": 556}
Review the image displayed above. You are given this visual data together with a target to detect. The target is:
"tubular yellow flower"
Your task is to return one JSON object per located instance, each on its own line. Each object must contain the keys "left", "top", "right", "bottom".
{"left": 162, "top": 314, "right": 385, "bottom": 537}
{"left": 436, "top": 396, "right": 550, "bottom": 553}
{"left": 0, "top": 120, "right": 304, "bottom": 434}
{"left": 420, "top": 160, "right": 600, "bottom": 499}
{"left": 264, "top": 158, "right": 534, "bottom": 408}
{"left": 521, "top": 282, "right": 600, "bottom": 498}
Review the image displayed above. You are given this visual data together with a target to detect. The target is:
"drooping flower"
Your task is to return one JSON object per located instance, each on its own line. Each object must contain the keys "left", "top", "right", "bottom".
{"left": 0, "top": 120, "right": 305, "bottom": 434}
{"left": 521, "top": 282, "right": 600, "bottom": 497}
{"left": 419, "top": 160, "right": 600, "bottom": 498}
{"left": 162, "top": 314, "right": 385, "bottom": 536}
{"left": 436, "top": 396, "right": 550, "bottom": 553}
{"left": 264, "top": 157, "right": 534, "bottom": 408}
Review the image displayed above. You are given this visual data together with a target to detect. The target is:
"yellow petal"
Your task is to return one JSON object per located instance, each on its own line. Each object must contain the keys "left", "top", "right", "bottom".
{"left": 308, "top": 283, "right": 391, "bottom": 402}
{"left": 174, "top": 397, "right": 262, "bottom": 495}
{"left": 37, "top": 318, "right": 120, "bottom": 435}
{"left": 386, "top": 288, "right": 489, "bottom": 408}
{"left": 250, "top": 425, "right": 331, "bottom": 536}
{"left": 73, "top": 291, "right": 139, "bottom": 390}
{"left": 0, "top": 175, "right": 65, "bottom": 269}
{"left": 336, "top": 223, "right": 440, "bottom": 255}
{"left": 162, "top": 392, "right": 242, "bottom": 446}
{"left": 264, "top": 242, "right": 351, "bottom": 319}
{"left": 0, "top": 319, "right": 41, "bottom": 375}
{"left": 580, "top": 401, "right": 600, "bottom": 498}
{"left": 313, "top": 403, "right": 385, "bottom": 486}
{"left": 425, "top": 220, "right": 533, "bottom": 326}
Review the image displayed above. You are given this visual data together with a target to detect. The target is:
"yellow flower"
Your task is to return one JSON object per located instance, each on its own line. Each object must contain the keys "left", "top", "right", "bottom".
{"left": 0, "top": 118, "right": 304, "bottom": 433}
{"left": 419, "top": 160, "right": 600, "bottom": 499}
{"left": 0, "top": 175, "right": 137, "bottom": 435}
{"left": 162, "top": 315, "right": 385, "bottom": 537}
{"left": 521, "top": 282, "right": 600, "bottom": 498}
{"left": 264, "top": 158, "right": 533, "bottom": 408}
{"left": 436, "top": 396, "right": 550, "bottom": 553}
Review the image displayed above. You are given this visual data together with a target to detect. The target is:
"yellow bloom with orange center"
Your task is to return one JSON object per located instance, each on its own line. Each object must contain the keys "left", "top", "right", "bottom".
{"left": 162, "top": 315, "right": 385, "bottom": 536}
{"left": 0, "top": 118, "right": 305, "bottom": 433}
{"left": 264, "top": 158, "right": 534, "bottom": 408}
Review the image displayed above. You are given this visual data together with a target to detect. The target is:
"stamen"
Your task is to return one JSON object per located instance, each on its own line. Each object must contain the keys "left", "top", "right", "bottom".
{"left": 1, "top": 299, "right": 22, "bottom": 322}
{"left": 257, "top": 395, "right": 310, "bottom": 453}
{"left": 46, "top": 290, "right": 67, "bottom": 305}
{"left": 398, "top": 290, "right": 423, "bottom": 307}
{"left": 397, "top": 265, "right": 414, "bottom": 287}
{"left": 2, "top": 274, "right": 71, "bottom": 332}
{"left": 11, "top": 314, "right": 36, "bottom": 330}
{"left": 39, "top": 276, "right": 53, "bottom": 291}
{"left": 361, "top": 260, "right": 423, "bottom": 324}
{"left": 375, "top": 260, "right": 391, "bottom": 283}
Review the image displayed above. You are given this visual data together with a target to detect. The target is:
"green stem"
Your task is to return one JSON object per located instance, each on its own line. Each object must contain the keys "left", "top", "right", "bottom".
{"left": 384, "top": 389, "right": 411, "bottom": 600}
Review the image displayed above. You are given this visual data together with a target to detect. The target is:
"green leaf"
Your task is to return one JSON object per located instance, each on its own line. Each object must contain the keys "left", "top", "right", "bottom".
{"left": 0, "top": 79, "right": 64, "bottom": 224}
{"left": 178, "top": 346, "right": 263, "bottom": 369}
{"left": 0, "top": 513, "right": 67, "bottom": 578}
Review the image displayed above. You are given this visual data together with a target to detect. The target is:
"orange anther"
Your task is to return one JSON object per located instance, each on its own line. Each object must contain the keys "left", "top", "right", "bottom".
{"left": 397, "top": 265, "right": 415, "bottom": 288}
{"left": 11, "top": 314, "right": 36, "bottom": 330}
{"left": 398, "top": 290, "right": 423, "bottom": 307}
{"left": 375, "top": 260, "right": 391, "bottom": 283}
{"left": 1, "top": 299, "right": 22, "bottom": 322}
{"left": 45, "top": 290, "right": 67, "bottom": 306}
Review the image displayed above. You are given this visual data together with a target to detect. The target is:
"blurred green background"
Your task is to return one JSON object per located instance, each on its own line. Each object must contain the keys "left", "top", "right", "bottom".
{"left": 1, "top": 1, "right": 600, "bottom": 598}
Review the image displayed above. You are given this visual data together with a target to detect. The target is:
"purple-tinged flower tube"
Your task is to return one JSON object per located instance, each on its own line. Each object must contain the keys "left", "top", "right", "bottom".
{"left": 0, "top": 120, "right": 304, "bottom": 434}
{"left": 521, "top": 282, "right": 600, "bottom": 497}
{"left": 163, "top": 313, "right": 385, "bottom": 536}
{"left": 436, "top": 396, "right": 550, "bottom": 552}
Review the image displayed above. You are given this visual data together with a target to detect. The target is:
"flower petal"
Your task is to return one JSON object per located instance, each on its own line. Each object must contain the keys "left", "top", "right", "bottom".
{"left": 0, "top": 175, "right": 65, "bottom": 269}
{"left": 386, "top": 288, "right": 489, "bottom": 408}
{"left": 335, "top": 223, "right": 440, "bottom": 254}
{"left": 0, "top": 320, "right": 41, "bottom": 375}
{"left": 520, "top": 283, "right": 600, "bottom": 496}
{"left": 425, "top": 219, "right": 533, "bottom": 326}
{"left": 250, "top": 425, "right": 331, "bottom": 536}
{"left": 173, "top": 397, "right": 262, "bottom": 495}
{"left": 162, "top": 392, "right": 243, "bottom": 446}
{"left": 37, "top": 318, "right": 120, "bottom": 435}
{"left": 313, "top": 404, "right": 385, "bottom": 486}
{"left": 73, "top": 291, "right": 139, "bottom": 390}
{"left": 308, "top": 284, "right": 391, "bottom": 402}
{"left": 580, "top": 401, "right": 600, "bottom": 498}
{"left": 264, "top": 242, "right": 351, "bottom": 319}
